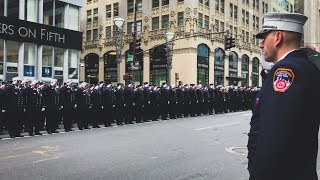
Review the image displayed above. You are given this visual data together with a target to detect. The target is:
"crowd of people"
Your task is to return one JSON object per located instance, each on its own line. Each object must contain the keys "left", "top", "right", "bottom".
{"left": 0, "top": 77, "right": 260, "bottom": 139}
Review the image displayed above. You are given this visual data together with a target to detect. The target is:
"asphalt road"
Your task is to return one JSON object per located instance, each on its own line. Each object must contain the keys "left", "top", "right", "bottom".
{"left": 0, "top": 111, "right": 255, "bottom": 180}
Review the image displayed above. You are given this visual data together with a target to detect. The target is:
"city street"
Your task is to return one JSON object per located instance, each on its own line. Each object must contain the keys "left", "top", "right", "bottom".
{"left": 0, "top": 111, "right": 262, "bottom": 179}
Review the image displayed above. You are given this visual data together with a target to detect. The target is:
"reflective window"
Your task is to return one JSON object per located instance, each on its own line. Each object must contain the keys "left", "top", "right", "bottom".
{"left": 241, "top": 54, "right": 249, "bottom": 86}
{"left": 7, "top": 41, "right": 19, "bottom": 63}
{"left": 152, "top": 0, "right": 159, "bottom": 8}
{"left": 197, "top": 44, "right": 209, "bottom": 85}
{"left": 43, "top": 0, "right": 54, "bottom": 25}
{"left": 93, "top": 29, "right": 98, "bottom": 40}
{"left": 68, "top": 50, "right": 79, "bottom": 79}
{"left": 0, "top": 39, "right": 3, "bottom": 75}
{"left": 55, "top": 1, "right": 65, "bottom": 28}
{"left": 68, "top": 5, "right": 79, "bottom": 31}
{"left": 0, "top": 0, "right": 4, "bottom": 16}
{"left": 42, "top": 45, "right": 53, "bottom": 66}
{"left": 114, "top": 3, "right": 119, "bottom": 17}
{"left": 24, "top": 43, "right": 37, "bottom": 65}
{"left": 25, "top": 0, "right": 38, "bottom": 22}
{"left": 7, "top": 0, "right": 19, "bottom": 19}
{"left": 54, "top": 47, "right": 64, "bottom": 67}
{"left": 162, "top": 15, "right": 169, "bottom": 29}
{"left": 177, "top": 12, "right": 184, "bottom": 27}
{"left": 214, "top": 48, "right": 225, "bottom": 85}
{"left": 152, "top": 17, "right": 159, "bottom": 30}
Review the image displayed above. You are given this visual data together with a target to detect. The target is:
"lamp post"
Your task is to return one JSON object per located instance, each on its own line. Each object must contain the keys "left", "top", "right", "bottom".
{"left": 113, "top": 17, "right": 125, "bottom": 84}
{"left": 165, "top": 32, "right": 175, "bottom": 86}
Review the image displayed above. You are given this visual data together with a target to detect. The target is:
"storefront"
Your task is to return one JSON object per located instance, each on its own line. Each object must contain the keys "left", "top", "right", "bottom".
{"left": 0, "top": 0, "right": 82, "bottom": 84}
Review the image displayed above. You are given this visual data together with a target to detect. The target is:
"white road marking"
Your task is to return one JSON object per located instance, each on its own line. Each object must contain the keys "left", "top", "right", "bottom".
{"left": 194, "top": 122, "right": 241, "bottom": 131}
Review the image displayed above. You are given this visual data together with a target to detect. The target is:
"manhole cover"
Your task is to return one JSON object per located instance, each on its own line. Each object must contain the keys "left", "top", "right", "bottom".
{"left": 225, "top": 147, "right": 248, "bottom": 155}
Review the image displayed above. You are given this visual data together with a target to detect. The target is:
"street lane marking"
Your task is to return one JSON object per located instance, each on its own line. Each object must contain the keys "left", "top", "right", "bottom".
{"left": 194, "top": 122, "right": 241, "bottom": 131}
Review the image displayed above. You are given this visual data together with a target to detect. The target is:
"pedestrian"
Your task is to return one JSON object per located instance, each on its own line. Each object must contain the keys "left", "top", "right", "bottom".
{"left": 247, "top": 12, "right": 320, "bottom": 180}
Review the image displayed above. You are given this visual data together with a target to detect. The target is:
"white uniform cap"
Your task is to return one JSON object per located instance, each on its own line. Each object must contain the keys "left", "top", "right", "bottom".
{"left": 31, "top": 80, "right": 39, "bottom": 85}
{"left": 12, "top": 77, "right": 21, "bottom": 82}
{"left": 51, "top": 79, "right": 58, "bottom": 83}
{"left": 256, "top": 12, "right": 308, "bottom": 39}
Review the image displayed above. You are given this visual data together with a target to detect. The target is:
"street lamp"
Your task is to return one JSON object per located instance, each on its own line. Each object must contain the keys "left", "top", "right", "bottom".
{"left": 165, "top": 32, "right": 175, "bottom": 85}
{"left": 113, "top": 17, "right": 125, "bottom": 83}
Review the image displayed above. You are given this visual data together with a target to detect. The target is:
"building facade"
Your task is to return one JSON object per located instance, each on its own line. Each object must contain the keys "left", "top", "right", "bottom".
{"left": 80, "top": 0, "right": 296, "bottom": 87}
{"left": 0, "top": 0, "right": 83, "bottom": 84}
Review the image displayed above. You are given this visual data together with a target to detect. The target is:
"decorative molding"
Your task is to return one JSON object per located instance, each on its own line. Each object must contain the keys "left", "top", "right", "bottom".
{"left": 193, "top": 8, "right": 198, "bottom": 15}
{"left": 185, "top": 7, "right": 191, "bottom": 15}
{"left": 170, "top": 10, "right": 176, "bottom": 18}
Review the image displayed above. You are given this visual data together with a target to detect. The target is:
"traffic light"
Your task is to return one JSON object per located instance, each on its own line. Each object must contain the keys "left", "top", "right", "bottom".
{"left": 224, "top": 36, "right": 236, "bottom": 50}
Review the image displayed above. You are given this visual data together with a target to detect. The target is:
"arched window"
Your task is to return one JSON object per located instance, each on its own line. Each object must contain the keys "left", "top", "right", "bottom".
{"left": 241, "top": 54, "right": 249, "bottom": 87}
{"left": 84, "top": 53, "right": 99, "bottom": 85}
{"left": 228, "top": 51, "right": 238, "bottom": 85}
{"left": 197, "top": 44, "right": 209, "bottom": 85}
{"left": 252, "top": 57, "right": 259, "bottom": 86}
{"left": 214, "top": 48, "right": 225, "bottom": 85}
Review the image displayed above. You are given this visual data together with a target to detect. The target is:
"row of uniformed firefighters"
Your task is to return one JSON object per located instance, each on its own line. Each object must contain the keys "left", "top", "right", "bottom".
{"left": 0, "top": 79, "right": 259, "bottom": 138}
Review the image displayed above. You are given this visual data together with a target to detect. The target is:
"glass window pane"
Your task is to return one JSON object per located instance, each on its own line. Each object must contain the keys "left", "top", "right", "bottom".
{"left": 93, "top": 8, "right": 98, "bottom": 22}
{"left": 54, "top": 47, "right": 64, "bottom": 67}
{"left": 68, "top": 5, "right": 79, "bottom": 31}
{"left": 152, "top": 17, "right": 159, "bottom": 30}
{"left": 86, "top": 30, "right": 91, "bottom": 41}
{"left": 152, "top": 0, "right": 159, "bottom": 8}
{"left": 178, "top": 12, "right": 184, "bottom": 27}
{"left": 55, "top": 1, "right": 65, "bottom": 28}
{"left": 42, "top": 45, "right": 53, "bottom": 66}
{"left": 87, "top": 9, "right": 92, "bottom": 22}
{"left": 26, "top": 0, "right": 38, "bottom": 22}
{"left": 93, "top": 29, "right": 98, "bottom": 40}
{"left": 24, "top": 43, "right": 37, "bottom": 65}
{"left": 7, "top": 0, "right": 19, "bottom": 19}
{"left": 0, "top": 0, "right": 4, "bottom": 16}
{"left": 68, "top": 50, "right": 79, "bottom": 68}
{"left": 114, "top": 3, "right": 119, "bottom": 16}
{"left": 7, "top": 41, "right": 19, "bottom": 63}
{"left": 106, "top": 5, "right": 111, "bottom": 18}
{"left": 161, "top": 15, "right": 169, "bottom": 29}
{"left": 43, "top": 0, "right": 54, "bottom": 25}
{"left": 0, "top": 39, "right": 3, "bottom": 75}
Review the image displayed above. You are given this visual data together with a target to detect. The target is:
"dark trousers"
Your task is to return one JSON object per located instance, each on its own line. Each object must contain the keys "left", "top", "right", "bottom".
{"left": 7, "top": 110, "right": 23, "bottom": 137}
{"left": 46, "top": 110, "right": 59, "bottom": 133}
{"left": 26, "top": 110, "right": 42, "bottom": 134}
{"left": 63, "top": 108, "right": 73, "bottom": 131}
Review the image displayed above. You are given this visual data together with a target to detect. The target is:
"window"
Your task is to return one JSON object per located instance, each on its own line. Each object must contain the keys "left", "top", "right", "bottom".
{"left": 253, "top": 15, "right": 256, "bottom": 28}
{"left": 0, "top": 40, "right": 3, "bottom": 75}
{"left": 42, "top": 45, "right": 53, "bottom": 67}
{"left": 128, "top": 0, "right": 134, "bottom": 13}
{"left": 162, "top": 15, "right": 169, "bottom": 29}
{"left": 204, "top": 15, "right": 209, "bottom": 29}
{"left": 93, "top": 29, "right": 98, "bottom": 40}
{"left": 7, "top": 41, "right": 19, "bottom": 63}
{"left": 234, "top": 27, "right": 237, "bottom": 36}
{"left": 199, "top": 0, "right": 203, "bottom": 3}
{"left": 152, "top": 0, "right": 159, "bottom": 8}
{"left": 87, "top": 10, "right": 92, "bottom": 23}
{"left": 55, "top": 1, "right": 65, "bottom": 28}
{"left": 220, "top": 21, "right": 224, "bottom": 32}
{"left": 152, "top": 17, "right": 159, "bottom": 30}
{"left": 162, "top": 0, "right": 169, "bottom": 6}
{"left": 215, "top": 0, "right": 219, "bottom": 11}
{"left": 86, "top": 30, "right": 92, "bottom": 41}
{"left": 242, "top": 10, "right": 245, "bottom": 23}
{"left": 106, "top": 26, "right": 111, "bottom": 38}
{"left": 234, "top": 5, "right": 238, "bottom": 20}
{"left": 68, "top": 5, "right": 79, "bottom": 31}
{"left": 43, "top": 0, "right": 54, "bottom": 25}
{"left": 7, "top": 0, "right": 19, "bottom": 19}
{"left": 204, "top": 0, "right": 209, "bottom": 6}
{"left": 230, "top": 3, "right": 233, "bottom": 18}
{"left": 256, "top": 17, "right": 259, "bottom": 29}
{"left": 68, "top": 50, "right": 79, "bottom": 79}
{"left": 246, "top": 11, "right": 249, "bottom": 25}
{"left": 93, "top": 8, "right": 98, "bottom": 22}
{"left": 24, "top": 43, "right": 37, "bottom": 65}
{"left": 198, "top": 13, "right": 203, "bottom": 28}
{"left": 54, "top": 47, "right": 64, "bottom": 67}
{"left": 178, "top": 12, "right": 184, "bottom": 27}
{"left": 256, "top": 0, "right": 259, "bottom": 9}
{"left": 178, "top": 0, "right": 184, "bottom": 2}
{"left": 106, "top": 5, "right": 111, "bottom": 18}
{"left": 25, "top": 0, "right": 38, "bottom": 22}
{"left": 221, "top": 0, "right": 224, "bottom": 13}
{"left": 214, "top": 19, "right": 219, "bottom": 32}
{"left": 114, "top": 3, "right": 119, "bottom": 16}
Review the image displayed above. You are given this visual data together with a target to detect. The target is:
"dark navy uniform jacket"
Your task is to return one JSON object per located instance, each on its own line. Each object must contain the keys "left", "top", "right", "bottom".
{"left": 247, "top": 49, "right": 320, "bottom": 180}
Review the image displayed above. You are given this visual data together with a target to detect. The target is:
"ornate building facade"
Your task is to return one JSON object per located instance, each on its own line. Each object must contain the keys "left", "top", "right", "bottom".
{"left": 80, "top": 0, "right": 296, "bottom": 87}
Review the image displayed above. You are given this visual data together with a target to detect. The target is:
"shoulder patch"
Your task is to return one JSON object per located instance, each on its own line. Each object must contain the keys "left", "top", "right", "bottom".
{"left": 273, "top": 68, "right": 294, "bottom": 92}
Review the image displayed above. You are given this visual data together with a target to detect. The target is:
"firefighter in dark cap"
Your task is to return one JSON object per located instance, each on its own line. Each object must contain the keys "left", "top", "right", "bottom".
{"left": 247, "top": 12, "right": 320, "bottom": 180}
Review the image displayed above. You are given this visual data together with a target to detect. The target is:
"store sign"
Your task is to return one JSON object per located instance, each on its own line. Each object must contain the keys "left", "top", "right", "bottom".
{"left": 0, "top": 16, "right": 82, "bottom": 50}
{"left": 68, "top": 68, "right": 78, "bottom": 79}
{"left": 7, "top": 66, "right": 17, "bottom": 72}
{"left": 55, "top": 70, "right": 63, "bottom": 76}
{"left": 24, "top": 65, "right": 35, "bottom": 77}
{"left": 42, "top": 67, "right": 52, "bottom": 77}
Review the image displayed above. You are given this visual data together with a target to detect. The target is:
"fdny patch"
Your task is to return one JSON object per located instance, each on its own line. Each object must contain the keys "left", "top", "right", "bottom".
{"left": 273, "top": 68, "right": 294, "bottom": 92}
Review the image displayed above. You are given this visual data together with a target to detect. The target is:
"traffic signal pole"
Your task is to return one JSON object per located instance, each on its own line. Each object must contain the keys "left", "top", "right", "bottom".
{"left": 129, "top": 0, "right": 138, "bottom": 84}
